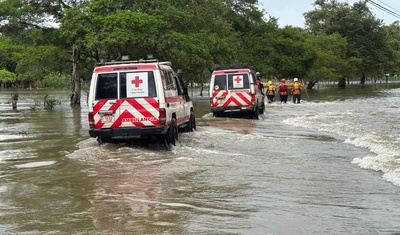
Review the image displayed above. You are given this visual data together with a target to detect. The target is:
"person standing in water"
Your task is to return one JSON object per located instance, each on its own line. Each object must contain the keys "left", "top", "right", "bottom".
{"left": 265, "top": 80, "right": 277, "bottom": 103}
{"left": 278, "top": 78, "right": 289, "bottom": 103}
{"left": 289, "top": 78, "right": 305, "bottom": 104}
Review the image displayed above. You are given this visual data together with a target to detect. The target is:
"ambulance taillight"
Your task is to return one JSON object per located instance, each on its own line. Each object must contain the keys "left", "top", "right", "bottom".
{"left": 159, "top": 108, "right": 166, "bottom": 125}
{"left": 88, "top": 112, "right": 95, "bottom": 129}
{"left": 209, "top": 98, "right": 213, "bottom": 107}
{"left": 251, "top": 95, "right": 256, "bottom": 105}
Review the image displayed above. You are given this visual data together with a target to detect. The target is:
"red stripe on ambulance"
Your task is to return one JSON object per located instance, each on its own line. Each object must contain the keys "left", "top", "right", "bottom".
{"left": 211, "top": 91, "right": 251, "bottom": 107}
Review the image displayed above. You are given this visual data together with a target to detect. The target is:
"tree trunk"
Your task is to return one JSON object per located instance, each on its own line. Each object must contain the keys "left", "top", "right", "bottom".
{"left": 199, "top": 84, "right": 203, "bottom": 97}
{"left": 307, "top": 80, "right": 318, "bottom": 89}
{"left": 338, "top": 77, "right": 346, "bottom": 87}
{"left": 360, "top": 73, "right": 366, "bottom": 85}
{"left": 11, "top": 93, "right": 18, "bottom": 109}
{"left": 70, "top": 44, "right": 81, "bottom": 106}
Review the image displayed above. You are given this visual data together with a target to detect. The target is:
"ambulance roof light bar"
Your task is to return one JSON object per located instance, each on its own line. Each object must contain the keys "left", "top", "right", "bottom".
{"left": 96, "top": 59, "right": 172, "bottom": 67}
{"left": 214, "top": 64, "right": 256, "bottom": 71}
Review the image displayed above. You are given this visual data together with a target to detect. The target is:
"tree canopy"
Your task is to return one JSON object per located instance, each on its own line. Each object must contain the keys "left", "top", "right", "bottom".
{"left": 0, "top": 0, "right": 399, "bottom": 102}
{"left": 305, "top": 0, "right": 397, "bottom": 84}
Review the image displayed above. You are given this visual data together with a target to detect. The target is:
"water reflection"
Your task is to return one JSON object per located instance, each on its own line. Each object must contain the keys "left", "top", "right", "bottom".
{"left": 90, "top": 155, "right": 158, "bottom": 232}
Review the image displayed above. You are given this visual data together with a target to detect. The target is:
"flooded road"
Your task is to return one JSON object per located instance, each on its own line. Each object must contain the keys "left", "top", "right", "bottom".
{"left": 1, "top": 84, "right": 400, "bottom": 234}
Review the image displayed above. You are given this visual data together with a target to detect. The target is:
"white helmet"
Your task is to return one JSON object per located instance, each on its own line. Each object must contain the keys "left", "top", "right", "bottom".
{"left": 293, "top": 78, "right": 298, "bottom": 82}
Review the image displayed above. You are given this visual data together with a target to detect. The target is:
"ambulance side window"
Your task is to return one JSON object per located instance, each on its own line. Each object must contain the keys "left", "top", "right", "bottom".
{"left": 214, "top": 75, "right": 226, "bottom": 90}
{"left": 162, "top": 70, "right": 176, "bottom": 91}
{"left": 95, "top": 73, "right": 118, "bottom": 100}
{"left": 228, "top": 74, "right": 249, "bottom": 89}
{"left": 147, "top": 72, "right": 157, "bottom": 97}
{"left": 174, "top": 76, "right": 184, "bottom": 96}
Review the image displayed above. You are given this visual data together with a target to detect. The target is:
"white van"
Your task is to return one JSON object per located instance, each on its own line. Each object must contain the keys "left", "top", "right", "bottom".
{"left": 87, "top": 59, "right": 195, "bottom": 150}
{"left": 209, "top": 64, "right": 265, "bottom": 119}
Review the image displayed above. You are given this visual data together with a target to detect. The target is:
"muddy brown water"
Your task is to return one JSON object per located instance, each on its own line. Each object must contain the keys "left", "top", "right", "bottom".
{"left": 1, "top": 83, "right": 400, "bottom": 235}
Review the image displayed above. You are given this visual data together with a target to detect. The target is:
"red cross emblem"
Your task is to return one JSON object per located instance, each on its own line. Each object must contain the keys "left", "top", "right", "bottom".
{"left": 131, "top": 76, "right": 143, "bottom": 87}
{"left": 234, "top": 76, "right": 242, "bottom": 83}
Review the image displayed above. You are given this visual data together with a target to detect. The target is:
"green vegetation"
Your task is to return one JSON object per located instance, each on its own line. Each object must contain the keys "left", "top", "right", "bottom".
{"left": 30, "top": 96, "right": 61, "bottom": 111}
{"left": 44, "top": 73, "right": 71, "bottom": 89}
{"left": 0, "top": 69, "right": 17, "bottom": 86}
{"left": 0, "top": 0, "right": 399, "bottom": 104}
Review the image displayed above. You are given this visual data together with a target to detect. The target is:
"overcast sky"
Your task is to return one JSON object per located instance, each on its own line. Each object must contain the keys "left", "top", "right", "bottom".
{"left": 259, "top": 0, "right": 400, "bottom": 28}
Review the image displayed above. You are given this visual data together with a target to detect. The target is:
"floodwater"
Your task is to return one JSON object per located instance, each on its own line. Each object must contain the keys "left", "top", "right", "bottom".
{"left": 0, "top": 83, "right": 400, "bottom": 235}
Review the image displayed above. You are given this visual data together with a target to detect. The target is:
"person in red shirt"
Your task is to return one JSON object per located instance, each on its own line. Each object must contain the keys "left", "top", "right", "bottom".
{"left": 278, "top": 78, "right": 289, "bottom": 103}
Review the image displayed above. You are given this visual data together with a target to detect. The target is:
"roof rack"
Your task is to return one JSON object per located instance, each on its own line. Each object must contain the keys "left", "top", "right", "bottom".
{"left": 214, "top": 64, "right": 255, "bottom": 71}
{"left": 96, "top": 59, "right": 172, "bottom": 67}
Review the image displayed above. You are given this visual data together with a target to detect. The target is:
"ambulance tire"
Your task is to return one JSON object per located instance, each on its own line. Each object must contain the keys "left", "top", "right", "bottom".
{"left": 97, "top": 137, "right": 111, "bottom": 145}
{"left": 259, "top": 102, "right": 265, "bottom": 114}
{"left": 164, "top": 118, "right": 178, "bottom": 150}
{"left": 186, "top": 111, "right": 196, "bottom": 132}
{"left": 164, "top": 126, "right": 174, "bottom": 150}
{"left": 254, "top": 107, "right": 259, "bottom": 120}
{"left": 164, "top": 137, "right": 172, "bottom": 151}
{"left": 213, "top": 112, "right": 223, "bottom": 117}
{"left": 249, "top": 108, "right": 259, "bottom": 120}
{"left": 172, "top": 118, "right": 178, "bottom": 144}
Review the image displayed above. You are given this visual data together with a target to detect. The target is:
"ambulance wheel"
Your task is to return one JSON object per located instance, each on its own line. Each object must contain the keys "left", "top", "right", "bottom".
{"left": 254, "top": 108, "right": 259, "bottom": 120}
{"left": 172, "top": 118, "right": 178, "bottom": 144}
{"left": 97, "top": 137, "right": 110, "bottom": 145}
{"left": 259, "top": 102, "right": 265, "bottom": 114}
{"left": 164, "top": 118, "right": 177, "bottom": 150}
{"left": 186, "top": 111, "right": 196, "bottom": 132}
{"left": 163, "top": 129, "right": 173, "bottom": 150}
{"left": 249, "top": 108, "right": 259, "bottom": 120}
{"left": 213, "top": 112, "right": 223, "bottom": 117}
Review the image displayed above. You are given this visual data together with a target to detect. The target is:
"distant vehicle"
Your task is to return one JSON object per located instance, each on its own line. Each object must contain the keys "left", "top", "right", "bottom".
{"left": 209, "top": 64, "right": 265, "bottom": 119}
{"left": 87, "top": 59, "right": 195, "bottom": 150}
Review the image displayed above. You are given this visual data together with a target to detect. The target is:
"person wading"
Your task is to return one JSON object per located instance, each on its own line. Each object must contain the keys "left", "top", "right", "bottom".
{"left": 278, "top": 78, "right": 289, "bottom": 104}
{"left": 265, "top": 80, "right": 277, "bottom": 103}
{"left": 289, "top": 78, "right": 305, "bottom": 104}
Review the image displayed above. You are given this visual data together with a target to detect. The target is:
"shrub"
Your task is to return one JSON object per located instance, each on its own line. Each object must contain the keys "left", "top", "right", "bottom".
{"left": 43, "top": 73, "right": 70, "bottom": 88}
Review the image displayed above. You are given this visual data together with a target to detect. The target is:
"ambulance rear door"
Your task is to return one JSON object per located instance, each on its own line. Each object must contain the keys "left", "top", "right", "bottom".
{"left": 210, "top": 74, "right": 228, "bottom": 108}
{"left": 117, "top": 71, "right": 160, "bottom": 128}
{"left": 91, "top": 72, "right": 120, "bottom": 129}
{"left": 226, "top": 72, "right": 252, "bottom": 108}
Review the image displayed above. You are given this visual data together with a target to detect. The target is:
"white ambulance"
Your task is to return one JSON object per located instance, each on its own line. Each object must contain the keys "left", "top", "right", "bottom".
{"left": 209, "top": 64, "right": 265, "bottom": 119}
{"left": 87, "top": 59, "right": 195, "bottom": 150}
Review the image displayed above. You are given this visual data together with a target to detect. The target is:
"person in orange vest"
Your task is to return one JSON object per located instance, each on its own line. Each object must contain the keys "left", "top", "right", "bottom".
{"left": 288, "top": 78, "right": 305, "bottom": 104}
{"left": 277, "top": 78, "right": 289, "bottom": 103}
{"left": 264, "top": 80, "right": 277, "bottom": 103}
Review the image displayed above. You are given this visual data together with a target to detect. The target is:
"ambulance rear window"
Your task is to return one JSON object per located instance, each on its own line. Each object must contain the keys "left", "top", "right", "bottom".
{"left": 120, "top": 71, "right": 157, "bottom": 98}
{"left": 95, "top": 73, "right": 118, "bottom": 100}
{"left": 228, "top": 74, "right": 249, "bottom": 89}
{"left": 214, "top": 75, "right": 227, "bottom": 90}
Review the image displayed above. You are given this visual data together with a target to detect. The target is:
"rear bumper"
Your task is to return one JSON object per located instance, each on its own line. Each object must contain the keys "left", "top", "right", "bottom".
{"left": 89, "top": 126, "right": 168, "bottom": 139}
{"left": 211, "top": 105, "right": 256, "bottom": 113}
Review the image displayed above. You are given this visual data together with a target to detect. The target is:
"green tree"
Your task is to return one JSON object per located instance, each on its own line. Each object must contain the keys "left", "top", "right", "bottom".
{"left": 383, "top": 22, "right": 400, "bottom": 78}
{"left": 306, "top": 33, "right": 361, "bottom": 85}
{"left": 249, "top": 26, "right": 317, "bottom": 80}
{"left": 0, "top": 69, "right": 17, "bottom": 86}
{"left": 304, "top": 0, "right": 392, "bottom": 85}
{"left": 0, "top": 0, "right": 70, "bottom": 84}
